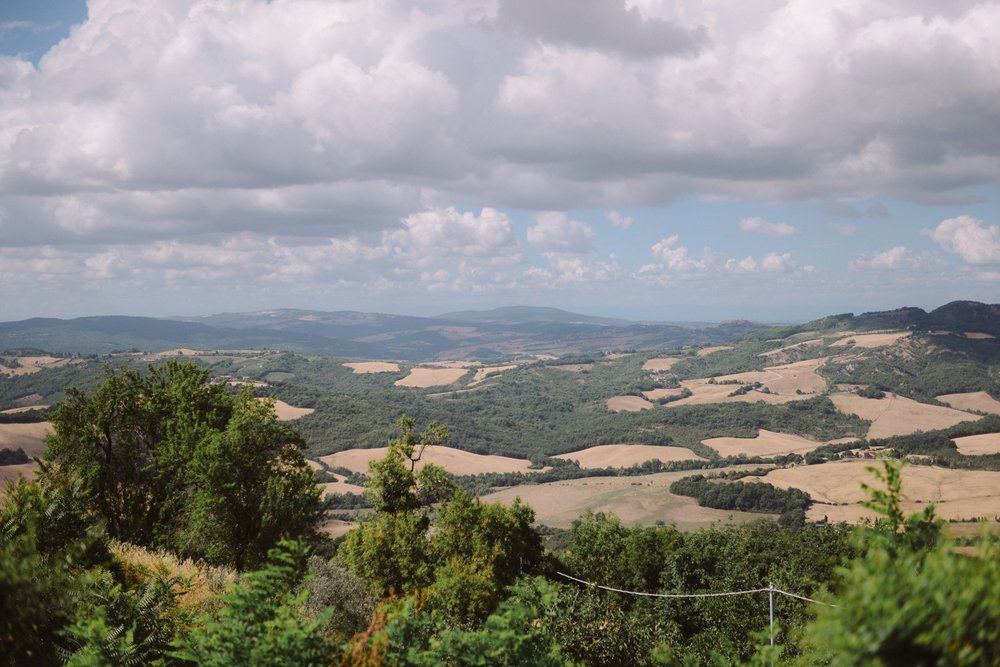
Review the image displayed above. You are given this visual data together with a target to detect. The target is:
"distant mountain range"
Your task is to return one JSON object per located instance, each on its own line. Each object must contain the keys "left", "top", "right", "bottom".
{"left": 0, "top": 301, "right": 996, "bottom": 361}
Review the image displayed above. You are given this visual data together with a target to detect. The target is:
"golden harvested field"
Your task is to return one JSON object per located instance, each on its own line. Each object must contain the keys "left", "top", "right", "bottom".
{"left": 318, "top": 519, "right": 357, "bottom": 539}
{"left": 642, "top": 357, "right": 682, "bottom": 371}
{"left": 394, "top": 367, "right": 469, "bottom": 388}
{"left": 965, "top": 332, "right": 995, "bottom": 339}
{"left": 470, "top": 364, "right": 518, "bottom": 384}
{"left": 262, "top": 399, "right": 315, "bottom": 421}
{"left": 555, "top": 444, "right": 705, "bottom": 468}
{"left": 0, "top": 355, "right": 73, "bottom": 377}
{"left": 550, "top": 364, "right": 594, "bottom": 372}
{"left": 665, "top": 359, "right": 826, "bottom": 408}
{"left": 936, "top": 391, "right": 1000, "bottom": 415}
{"left": 830, "top": 331, "right": 910, "bottom": 348}
{"left": 481, "top": 466, "right": 773, "bottom": 530}
{"left": 0, "top": 463, "right": 38, "bottom": 486}
{"left": 762, "top": 460, "right": 1000, "bottom": 522}
{"left": 320, "top": 446, "right": 542, "bottom": 476}
{"left": 320, "top": 477, "right": 367, "bottom": 496}
{"left": 830, "top": 393, "right": 976, "bottom": 439}
{"left": 343, "top": 361, "right": 401, "bottom": 373}
{"left": 0, "top": 405, "right": 49, "bottom": 413}
{"left": 703, "top": 430, "right": 823, "bottom": 458}
{"left": 642, "top": 388, "right": 687, "bottom": 401}
{"left": 0, "top": 422, "right": 53, "bottom": 457}
{"left": 953, "top": 434, "right": 1000, "bottom": 456}
{"left": 606, "top": 395, "right": 655, "bottom": 412}
{"left": 697, "top": 345, "right": 733, "bottom": 357}
{"left": 759, "top": 338, "right": 823, "bottom": 358}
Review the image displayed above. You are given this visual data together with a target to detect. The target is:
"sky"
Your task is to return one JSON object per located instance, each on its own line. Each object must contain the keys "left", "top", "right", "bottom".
{"left": 0, "top": 1, "right": 999, "bottom": 323}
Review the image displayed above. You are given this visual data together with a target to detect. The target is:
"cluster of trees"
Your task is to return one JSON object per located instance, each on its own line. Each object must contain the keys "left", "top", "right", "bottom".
{"left": 669, "top": 474, "right": 812, "bottom": 526}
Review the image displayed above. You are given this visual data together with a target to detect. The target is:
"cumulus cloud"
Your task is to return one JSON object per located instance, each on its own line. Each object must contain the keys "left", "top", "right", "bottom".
{"left": 607, "top": 210, "right": 633, "bottom": 230}
{"left": 849, "top": 246, "right": 922, "bottom": 271}
{"left": 926, "top": 215, "right": 1000, "bottom": 265}
{"left": 649, "top": 234, "right": 713, "bottom": 273}
{"left": 526, "top": 211, "right": 594, "bottom": 252}
{"left": 724, "top": 252, "right": 808, "bottom": 273}
{"left": 738, "top": 217, "right": 798, "bottom": 237}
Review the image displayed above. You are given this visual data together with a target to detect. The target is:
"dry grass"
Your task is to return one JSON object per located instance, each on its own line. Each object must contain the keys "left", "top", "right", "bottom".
{"left": 830, "top": 331, "right": 910, "bottom": 348}
{"left": 759, "top": 338, "right": 823, "bottom": 358}
{"left": 394, "top": 367, "right": 469, "bottom": 388}
{"left": 320, "top": 446, "right": 542, "bottom": 476}
{"left": 965, "top": 332, "right": 995, "bottom": 339}
{"left": 470, "top": 364, "right": 518, "bottom": 384}
{"left": 936, "top": 391, "right": 1000, "bottom": 415}
{"left": 265, "top": 398, "right": 315, "bottom": 421}
{"left": 763, "top": 460, "right": 1000, "bottom": 522}
{"left": 343, "top": 361, "right": 401, "bottom": 374}
{"left": 642, "top": 357, "right": 682, "bottom": 371}
{"left": 830, "top": 393, "right": 977, "bottom": 439}
{"left": 664, "top": 358, "right": 827, "bottom": 408}
{"left": 320, "top": 477, "right": 367, "bottom": 495}
{"left": 0, "top": 356, "right": 71, "bottom": 377}
{"left": 606, "top": 395, "right": 655, "bottom": 412}
{"left": 555, "top": 444, "right": 705, "bottom": 468}
{"left": 550, "top": 364, "right": 594, "bottom": 372}
{"left": 110, "top": 540, "right": 237, "bottom": 613}
{"left": 642, "top": 388, "right": 687, "bottom": 401}
{"left": 953, "top": 434, "right": 1000, "bottom": 456}
{"left": 318, "top": 519, "right": 357, "bottom": 539}
{"left": 697, "top": 345, "right": 733, "bottom": 357}
{"left": 0, "top": 463, "right": 38, "bottom": 487}
{"left": 0, "top": 405, "right": 49, "bottom": 414}
{"left": 480, "top": 466, "right": 774, "bottom": 530}
{"left": 703, "top": 429, "right": 823, "bottom": 458}
{"left": 0, "top": 422, "right": 53, "bottom": 457}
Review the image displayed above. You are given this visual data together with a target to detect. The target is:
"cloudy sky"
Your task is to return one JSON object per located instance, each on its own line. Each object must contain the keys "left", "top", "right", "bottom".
{"left": 1, "top": 0, "right": 999, "bottom": 323}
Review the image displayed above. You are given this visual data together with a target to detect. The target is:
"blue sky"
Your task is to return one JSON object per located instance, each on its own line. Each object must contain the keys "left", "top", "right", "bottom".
{"left": 1, "top": 1, "right": 999, "bottom": 323}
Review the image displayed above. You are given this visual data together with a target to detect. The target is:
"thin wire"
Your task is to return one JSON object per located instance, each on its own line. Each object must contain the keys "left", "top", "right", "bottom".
{"left": 555, "top": 571, "right": 839, "bottom": 607}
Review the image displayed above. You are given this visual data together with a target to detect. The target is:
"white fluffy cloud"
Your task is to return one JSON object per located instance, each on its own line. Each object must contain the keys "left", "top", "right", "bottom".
{"left": 526, "top": 212, "right": 594, "bottom": 252}
{"left": 607, "top": 210, "right": 634, "bottom": 230}
{"left": 725, "top": 252, "right": 808, "bottom": 273}
{"left": 738, "top": 217, "right": 798, "bottom": 237}
{"left": 926, "top": 215, "right": 1000, "bottom": 265}
{"left": 848, "top": 246, "right": 922, "bottom": 271}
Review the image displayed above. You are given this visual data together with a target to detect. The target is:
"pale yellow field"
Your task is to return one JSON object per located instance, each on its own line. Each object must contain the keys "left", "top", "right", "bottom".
{"left": 481, "top": 467, "right": 773, "bottom": 530}
{"left": 0, "top": 405, "right": 49, "bottom": 413}
{"left": 320, "top": 477, "right": 367, "bottom": 496}
{"left": 0, "top": 463, "right": 38, "bottom": 486}
{"left": 607, "top": 395, "right": 655, "bottom": 412}
{"left": 261, "top": 399, "right": 315, "bottom": 421}
{"left": 665, "top": 358, "right": 826, "bottom": 408}
{"left": 642, "top": 357, "right": 682, "bottom": 371}
{"left": 759, "top": 338, "right": 823, "bottom": 358}
{"left": 320, "top": 446, "right": 542, "bottom": 476}
{"left": 702, "top": 429, "right": 823, "bottom": 458}
{"left": 642, "top": 388, "right": 687, "bottom": 401}
{"left": 550, "top": 364, "right": 594, "bottom": 372}
{"left": 555, "top": 444, "right": 705, "bottom": 468}
{"left": 343, "top": 361, "right": 401, "bottom": 374}
{"left": 0, "top": 355, "right": 69, "bottom": 377}
{"left": 830, "top": 393, "right": 977, "bottom": 439}
{"left": 697, "top": 345, "right": 733, "bottom": 357}
{"left": 318, "top": 519, "right": 357, "bottom": 539}
{"left": 953, "top": 433, "right": 1000, "bottom": 456}
{"left": 762, "top": 460, "right": 1000, "bottom": 522}
{"left": 395, "top": 367, "right": 469, "bottom": 388}
{"left": 470, "top": 364, "right": 518, "bottom": 384}
{"left": 831, "top": 331, "right": 910, "bottom": 348}
{"left": 937, "top": 391, "right": 1000, "bottom": 416}
{"left": 0, "top": 422, "right": 53, "bottom": 457}
{"left": 305, "top": 459, "right": 323, "bottom": 471}
{"left": 965, "top": 332, "right": 995, "bottom": 340}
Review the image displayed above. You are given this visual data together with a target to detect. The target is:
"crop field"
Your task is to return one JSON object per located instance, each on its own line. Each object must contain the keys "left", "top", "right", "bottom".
{"left": 267, "top": 399, "right": 315, "bottom": 421}
{"left": 762, "top": 460, "right": 1000, "bottom": 522}
{"left": 320, "top": 445, "right": 543, "bottom": 476}
{"left": 0, "top": 422, "right": 52, "bottom": 457}
{"left": 0, "top": 462, "right": 37, "bottom": 486}
{"left": 470, "top": 364, "right": 519, "bottom": 384}
{"left": 394, "top": 367, "right": 470, "bottom": 388}
{"left": 606, "top": 395, "right": 655, "bottom": 412}
{"left": 554, "top": 444, "right": 705, "bottom": 468}
{"left": 343, "top": 361, "right": 400, "bottom": 373}
{"left": 642, "top": 357, "right": 682, "bottom": 371}
{"left": 830, "top": 331, "right": 910, "bottom": 348}
{"left": 481, "top": 466, "right": 774, "bottom": 530}
{"left": 0, "top": 355, "right": 76, "bottom": 377}
{"left": 830, "top": 392, "right": 976, "bottom": 438}
{"left": 702, "top": 429, "right": 824, "bottom": 458}
{"left": 953, "top": 433, "right": 1000, "bottom": 456}
{"left": 937, "top": 391, "right": 1000, "bottom": 415}
{"left": 697, "top": 345, "right": 733, "bottom": 357}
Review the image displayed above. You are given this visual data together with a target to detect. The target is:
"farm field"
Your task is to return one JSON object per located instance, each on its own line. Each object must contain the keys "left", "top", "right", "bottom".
{"left": 830, "top": 331, "right": 910, "bottom": 348}
{"left": 642, "top": 357, "right": 681, "bottom": 371}
{"left": 343, "top": 361, "right": 400, "bottom": 373}
{"left": 829, "top": 393, "right": 977, "bottom": 438}
{"left": 0, "top": 462, "right": 37, "bottom": 486}
{"left": 320, "top": 445, "right": 543, "bottom": 476}
{"left": 0, "top": 422, "right": 53, "bottom": 457}
{"left": 554, "top": 444, "right": 705, "bottom": 468}
{"left": 606, "top": 395, "right": 654, "bottom": 412}
{"left": 702, "top": 429, "right": 826, "bottom": 458}
{"left": 936, "top": 391, "right": 1000, "bottom": 415}
{"left": 697, "top": 345, "right": 733, "bottom": 357}
{"left": 762, "top": 460, "right": 1000, "bottom": 522}
{"left": 470, "top": 364, "right": 518, "bottom": 384}
{"left": 395, "top": 367, "right": 469, "bottom": 388}
{"left": 0, "top": 355, "right": 77, "bottom": 376}
{"left": 481, "top": 466, "right": 773, "bottom": 530}
{"left": 953, "top": 433, "right": 1000, "bottom": 456}
{"left": 268, "top": 399, "right": 315, "bottom": 421}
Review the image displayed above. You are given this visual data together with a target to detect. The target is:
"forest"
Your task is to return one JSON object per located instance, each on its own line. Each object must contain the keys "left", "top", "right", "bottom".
{"left": 5, "top": 362, "right": 1000, "bottom": 665}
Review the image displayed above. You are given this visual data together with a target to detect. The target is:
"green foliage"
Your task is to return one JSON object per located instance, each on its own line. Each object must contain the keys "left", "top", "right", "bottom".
{"left": 42, "top": 361, "right": 322, "bottom": 569}
{"left": 173, "top": 540, "right": 334, "bottom": 667}
{"left": 669, "top": 474, "right": 812, "bottom": 522}
{"left": 302, "top": 555, "right": 378, "bottom": 640}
